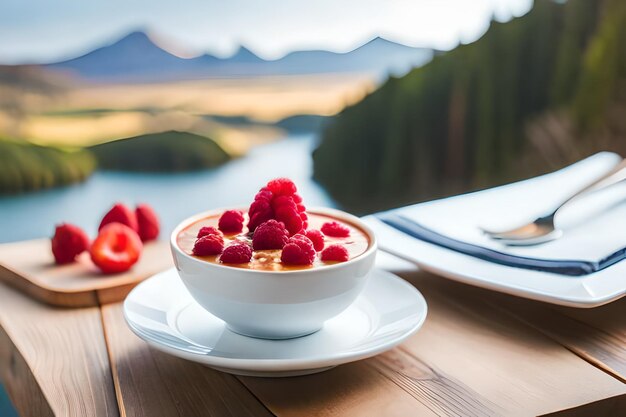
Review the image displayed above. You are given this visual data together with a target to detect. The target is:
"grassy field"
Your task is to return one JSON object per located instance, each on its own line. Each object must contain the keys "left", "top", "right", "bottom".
{"left": 0, "top": 138, "right": 96, "bottom": 193}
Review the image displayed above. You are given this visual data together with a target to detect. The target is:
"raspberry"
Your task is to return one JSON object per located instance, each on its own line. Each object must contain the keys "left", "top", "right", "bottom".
{"left": 252, "top": 220, "right": 289, "bottom": 250}
{"left": 267, "top": 178, "right": 297, "bottom": 196}
{"left": 272, "top": 195, "right": 304, "bottom": 235}
{"left": 193, "top": 234, "right": 224, "bottom": 256}
{"left": 304, "top": 229, "right": 324, "bottom": 251}
{"left": 51, "top": 223, "right": 90, "bottom": 264}
{"left": 136, "top": 204, "right": 159, "bottom": 242}
{"left": 220, "top": 242, "right": 253, "bottom": 264}
{"left": 90, "top": 223, "right": 142, "bottom": 274}
{"left": 248, "top": 179, "right": 307, "bottom": 234}
{"left": 281, "top": 234, "right": 316, "bottom": 265}
{"left": 321, "top": 221, "right": 350, "bottom": 238}
{"left": 300, "top": 211, "right": 308, "bottom": 230}
{"left": 197, "top": 226, "right": 221, "bottom": 238}
{"left": 275, "top": 206, "right": 303, "bottom": 235}
{"left": 99, "top": 203, "right": 138, "bottom": 232}
{"left": 218, "top": 210, "right": 244, "bottom": 234}
{"left": 321, "top": 244, "right": 349, "bottom": 262}
{"left": 248, "top": 188, "right": 274, "bottom": 232}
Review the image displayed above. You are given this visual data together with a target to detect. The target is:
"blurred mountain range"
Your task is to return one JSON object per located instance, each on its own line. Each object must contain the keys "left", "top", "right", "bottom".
{"left": 40, "top": 31, "right": 432, "bottom": 82}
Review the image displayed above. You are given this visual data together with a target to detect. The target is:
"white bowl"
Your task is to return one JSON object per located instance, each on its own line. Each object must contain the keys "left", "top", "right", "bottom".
{"left": 170, "top": 207, "right": 377, "bottom": 339}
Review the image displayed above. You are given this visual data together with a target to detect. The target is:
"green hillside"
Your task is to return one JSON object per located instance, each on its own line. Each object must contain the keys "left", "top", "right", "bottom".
{"left": 90, "top": 130, "right": 230, "bottom": 172}
{"left": 0, "top": 139, "right": 96, "bottom": 193}
{"left": 313, "top": 0, "right": 626, "bottom": 213}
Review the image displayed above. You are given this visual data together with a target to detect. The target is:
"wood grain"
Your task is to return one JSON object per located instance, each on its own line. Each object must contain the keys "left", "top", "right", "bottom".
{"left": 0, "top": 239, "right": 172, "bottom": 307}
{"left": 239, "top": 269, "right": 626, "bottom": 417}
{"left": 0, "top": 282, "right": 119, "bottom": 416}
{"left": 0, "top": 324, "right": 54, "bottom": 417}
{"left": 101, "top": 303, "right": 273, "bottom": 417}
{"left": 483, "top": 291, "right": 626, "bottom": 383}
{"left": 397, "top": 271, "right": 626, "bottom": 415}
{"left": 239, "top": 361, "right": 438, "bottom": 417}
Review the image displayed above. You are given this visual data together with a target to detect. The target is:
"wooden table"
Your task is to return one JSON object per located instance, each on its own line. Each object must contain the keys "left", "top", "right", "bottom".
{"left": 1, "top": 253, "right": 625, "bottom": 417}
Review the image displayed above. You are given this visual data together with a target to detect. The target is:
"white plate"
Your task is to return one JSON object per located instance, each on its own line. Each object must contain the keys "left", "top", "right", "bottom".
{"left": 364, "top": 153, "right": 626, "bottom": 308}
{"left": 124, "top": 268, "right": 427, "bottom": 377}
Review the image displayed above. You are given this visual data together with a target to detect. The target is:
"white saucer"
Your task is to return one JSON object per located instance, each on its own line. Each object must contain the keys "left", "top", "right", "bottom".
{"left": 123, "top": 268, "right": 427, "bottom": 377}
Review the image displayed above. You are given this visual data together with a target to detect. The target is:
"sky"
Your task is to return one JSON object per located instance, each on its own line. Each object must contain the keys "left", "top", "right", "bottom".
{"left": 0, "top": 0, "right": 532, "bottom": 64}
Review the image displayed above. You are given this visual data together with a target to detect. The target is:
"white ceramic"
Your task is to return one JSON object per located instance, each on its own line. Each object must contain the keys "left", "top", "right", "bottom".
{"left": 363, "top": 153, "right": 626, "bottom": 308}
{"left": 124, "top": 268, "right": 427, "bottom": 377}
{"left": 170, "top": 207, "right": 377, "bottom": 339}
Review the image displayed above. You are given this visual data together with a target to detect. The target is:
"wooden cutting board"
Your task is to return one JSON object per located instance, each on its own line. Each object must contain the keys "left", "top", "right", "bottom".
{"left": 0, "top": 239, "right": 173, "bottom": 307}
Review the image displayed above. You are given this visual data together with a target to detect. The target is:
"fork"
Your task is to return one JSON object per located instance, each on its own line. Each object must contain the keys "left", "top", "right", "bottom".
{"left": 481, "top": 158, "right": 626, "bottom": 246}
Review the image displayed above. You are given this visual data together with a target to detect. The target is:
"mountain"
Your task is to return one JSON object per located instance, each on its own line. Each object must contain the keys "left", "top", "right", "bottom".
{"left": 313, "top": 0, "right": 626, "bottom": 214}
{"left": 44, "top": 31, "right": 432, "bottom": 82}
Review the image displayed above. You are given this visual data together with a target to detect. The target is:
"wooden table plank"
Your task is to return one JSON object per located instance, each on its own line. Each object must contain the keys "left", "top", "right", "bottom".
{"left": 101, "top": 303, "right": 273, "bottom": 417}
{"left": 239, "top": 361, "right": 439, "bottom": 417}
{"left": 236, "top": 269, "right": 626, "bottom": 417}
{"left": 483, "top": 291, "right": 626, "bottom": 383}
{"left": 0, "top": 240, "right": 171, "bottom": 307}
{"left": 402, "top": 256, "right": 626, "bottom": 384}
{"left": 395, "top": 272, "right": 626, "bottom": 415}
{"left": 0, "top": 283, "right": 119, "bottom": 417}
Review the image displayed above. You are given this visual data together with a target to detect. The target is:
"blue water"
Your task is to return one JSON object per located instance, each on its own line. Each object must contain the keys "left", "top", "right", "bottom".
{"left": 0, "top": 134, "right": 334, "bottom": 243}
{"left": 0, "top": 384, "right": 17, "bottom": 417}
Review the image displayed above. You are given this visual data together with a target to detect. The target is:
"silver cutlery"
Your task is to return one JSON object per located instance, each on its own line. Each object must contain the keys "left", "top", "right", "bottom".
{"left": 482, "top": 158, "right": 626, "bottom": 246}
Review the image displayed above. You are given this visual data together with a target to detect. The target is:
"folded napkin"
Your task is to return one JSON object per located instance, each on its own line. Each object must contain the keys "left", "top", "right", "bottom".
{"left": 373, "top": 152, "right": 626, "bottom": 276}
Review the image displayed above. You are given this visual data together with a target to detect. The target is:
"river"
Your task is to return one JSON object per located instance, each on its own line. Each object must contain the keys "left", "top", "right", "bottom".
{"left": 0, "top": 133, "right": 334, "bottom": 243}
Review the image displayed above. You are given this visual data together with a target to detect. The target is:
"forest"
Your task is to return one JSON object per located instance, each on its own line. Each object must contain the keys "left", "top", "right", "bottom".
{"left": 313, "top": 0, "right": 626, "bottom": 214}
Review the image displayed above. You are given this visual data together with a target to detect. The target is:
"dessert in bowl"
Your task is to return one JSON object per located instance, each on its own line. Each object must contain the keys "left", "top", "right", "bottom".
{"left": 170, "top": 179, "right": 377, "bottom": 339}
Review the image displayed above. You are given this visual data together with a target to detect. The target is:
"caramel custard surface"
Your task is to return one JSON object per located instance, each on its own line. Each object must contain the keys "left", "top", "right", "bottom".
{"left": 177, "top": 212, "right": 370, "bottom": 271}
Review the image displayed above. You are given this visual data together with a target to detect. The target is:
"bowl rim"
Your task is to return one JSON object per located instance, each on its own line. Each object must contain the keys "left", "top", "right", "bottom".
{"left": 170, "top": 206, "right": 377, "bottom": 275}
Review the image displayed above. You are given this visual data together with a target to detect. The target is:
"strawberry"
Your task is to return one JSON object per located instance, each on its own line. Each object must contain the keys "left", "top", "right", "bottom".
{"left": 90, "top": 223, "right": 142, "bottom": 274}
{"left": 99, "top": 203, "right": 138, "bottom": 233}
{"left": 136, "top": 204, "right": 159, "bottom": 242}
{"left": 51, "top": 223, "right": 90, "bottom": 264}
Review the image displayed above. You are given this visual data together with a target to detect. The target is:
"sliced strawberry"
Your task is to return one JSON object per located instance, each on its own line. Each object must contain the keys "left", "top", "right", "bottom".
{"left": 90, "top": 223, "right": 142, "bottom": 274}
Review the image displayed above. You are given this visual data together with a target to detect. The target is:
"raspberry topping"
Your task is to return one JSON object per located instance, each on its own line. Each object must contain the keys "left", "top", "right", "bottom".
{"left": 321, "top": 244, "right": 349, "bottom": 262}
{"left": 193, "top": 234, "right": 224, "bottom": 256}
{"left": 51, "top": 223, "right": 90, "bottom": 264}
{"left": 304, "top": 229, "right": 325, "bottom": 252}
{"left": 136, "top": 204, "right": 160, "bottom": 242}
{"left": 274, "top": 202, "right": 303, "bottom": 236}
{"left": 267, "top": 178, "right": 297, "bottom": 196}
{"left": 248, "top": 188, "right": 274, "bottom": 232}
{"left": 321, "top": 221, "right": 350, "bottom": 238}
{"left": 218, "top": 210, "right": 245, "bottom": 234}
{"left": 247, "top": 179, "right": 307, "bottom": 234}
{"left": 281, "top": 234, "right": 316, "bottom": 265}
{"left": 220, "top": 242, "right": 253, "bottom": 264}
{"left": 197, "top": 226, "right": 221, "bottom": 238}
{"left": 252, "top": 220, "right": 289, "bottom": 250}
{"left": 99, "top": 203, "right": 138, "bottom": 233}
